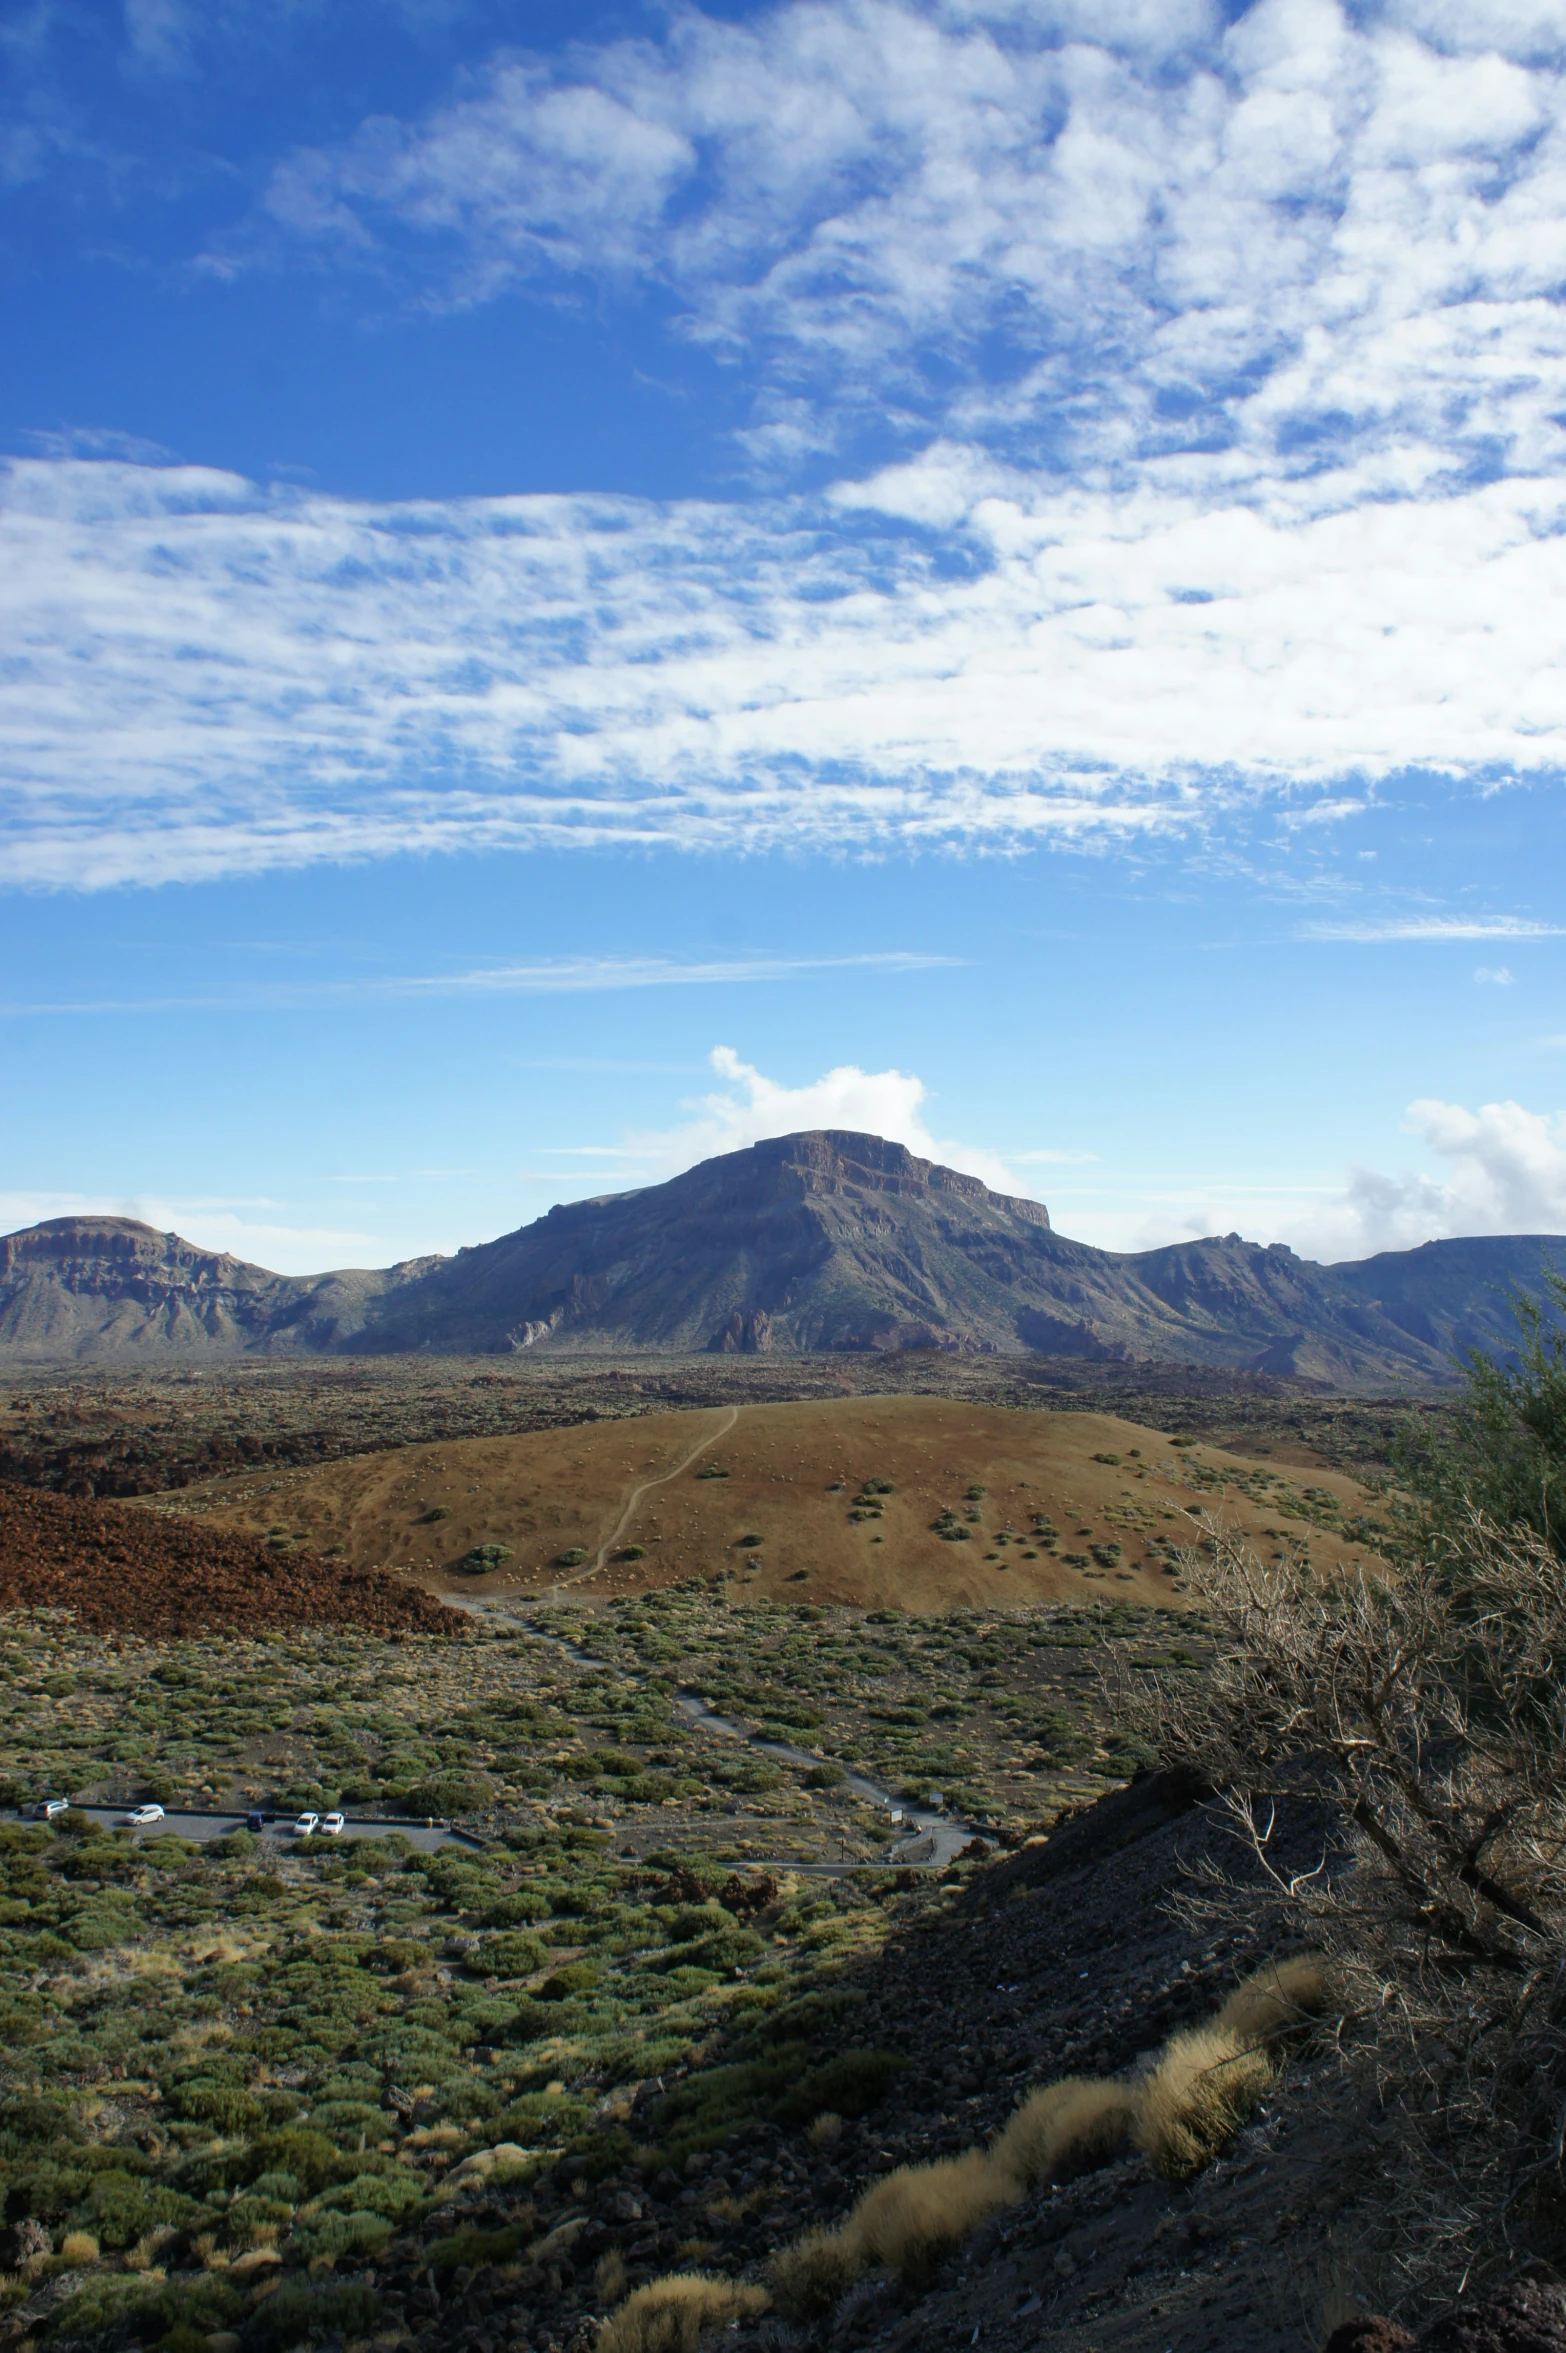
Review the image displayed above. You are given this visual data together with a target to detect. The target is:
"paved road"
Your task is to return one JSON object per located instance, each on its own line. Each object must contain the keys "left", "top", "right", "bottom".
{"left": 7, "top": 1805, "right": 477, "bottom": 1851}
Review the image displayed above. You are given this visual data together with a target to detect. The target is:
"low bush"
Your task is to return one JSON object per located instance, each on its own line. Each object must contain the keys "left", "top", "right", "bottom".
{"left": 1132, "top": 2023, "right": 1274, "bottom": 2181}
{"left": 772, "top": 2048, "right": 908, "bottom": 2127}
{"left": 598, "top": 2273, "right": 770, "bottom": 2353}
{"left": 990, "top": 2077, "right": 1133, "bottom": 2187}
{"left": 242, "top": 2277, "right": 381, "bottom": 2349}
{"left": 769, "top": 2227, "right": 863, "bottom": 2320}
{"left": 480, "top": 1929, "right": 548, "bottom": 1977}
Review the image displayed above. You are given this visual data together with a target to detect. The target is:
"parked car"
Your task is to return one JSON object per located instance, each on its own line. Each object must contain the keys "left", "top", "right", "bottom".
{"left": 292, "top": 1811, "right": 320, "bottom": 1837}
{"left": 246, "top": 1811, "right": 266, "bottom": 1833}
{"left": 125, "top": 1803, "right": 165, "bottom": 1827}
{"left": 320, "top": 1812, "right": 345, "bottom": 1836}
{"left": 39, "top": 1798, "right": 69, "bottom": 1821}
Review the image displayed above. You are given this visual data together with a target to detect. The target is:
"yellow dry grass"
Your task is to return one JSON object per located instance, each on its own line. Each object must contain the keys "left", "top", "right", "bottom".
{"left": 167, "top": 1396, "right": 1383, "bottom": 1613}
{"left": 850, "top": 2150, "right": 1016, "bottom": 2283}
{"left": 596, "top": 2273, "right": 770, "bottom": 2353}
{"left": 1132, "top": 2023, "right": 1276, "bottom": 2182}
{"left": 771, "top": 1951, "right": 1332, "bottom": 2314}
{"left": 768, "top": 2228, "right": 864, "bottom": 2322}
{"left": 1215, "top": 1954, "right": 1332, "bottom": 2048}
{"left": 989, "top": 2076, "right": 1135, "bottom": 2188}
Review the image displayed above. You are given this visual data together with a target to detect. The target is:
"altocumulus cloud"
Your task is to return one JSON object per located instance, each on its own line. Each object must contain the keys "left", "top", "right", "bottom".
{"left": 6, "top": 0, "right": 1566, "bottom": 889}
{"left": 6, "top": 451, "right": 1566, "bottom": 889}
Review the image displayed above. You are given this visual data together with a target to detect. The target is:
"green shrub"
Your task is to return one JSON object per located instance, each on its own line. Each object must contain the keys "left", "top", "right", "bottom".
{"left": 761, "top": 1987, "right": 867, "bottom": 2042}
{"left": 243, "top": 2129, "right": 354, "bottom": 2197}
{"left": 555, "top": 1549, "right": 589, "bottom": 1568}
{"left": 401, "top": 1777, "right": 491, "bottom": 1818}
{"left": 666, "top": 1926, "right": 764, "bottom": 1974}
{"left": 537, "top": 1961, "right": 600, "bottom": 2000}
{"left": 482, "top": 1889, "right": 549, "bottom": 1927}
{"left": 168, "top": 2081, "right": 265, "bottom": 2132}
{"left": 81, "top": 2170, "right": 196, "bottom": 2250}
{"left": 773, "top": 2048, "right": 909, "bottom": 2127}
{"left": 459, "top": 1544, "right": 513, "bottom": 1574}
{"left": 481, "top": 1930, "right": 548, "bottom": 1977}
{"left": 243, "top": 2279, "right": 382, "bottom": 2349}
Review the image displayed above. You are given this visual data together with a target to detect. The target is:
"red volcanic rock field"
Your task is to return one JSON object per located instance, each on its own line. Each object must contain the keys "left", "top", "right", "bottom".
{"left": 0, "top": 1483, "right": 460, "bottom": 1637}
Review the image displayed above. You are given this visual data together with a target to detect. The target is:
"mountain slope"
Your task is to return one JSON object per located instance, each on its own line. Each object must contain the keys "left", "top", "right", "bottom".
{"left": 0, "top": 1215, "right": 430, "bottom": 1358}
{"left": 1, "top": 1132, "right": 1560, "bottom": 1383}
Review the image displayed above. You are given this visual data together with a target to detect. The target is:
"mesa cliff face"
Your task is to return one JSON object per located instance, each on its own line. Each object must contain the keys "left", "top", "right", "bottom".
{"left": 0, "top": 1216, "right": 427, "bottom": 1357}
{"left": 1, "top": 1132, "right": 1560, "bottom": 1384}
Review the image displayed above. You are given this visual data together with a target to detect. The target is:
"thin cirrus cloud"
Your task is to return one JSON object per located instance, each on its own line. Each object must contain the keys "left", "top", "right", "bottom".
{"left": 1302, "top": 916, "right": 1565, "bottom": 942}
{"left": 0, "top": 951, "right": 949, "bottom": 1016}
{"left": 7, "top": 0, "right": 1566, "bottom": 890}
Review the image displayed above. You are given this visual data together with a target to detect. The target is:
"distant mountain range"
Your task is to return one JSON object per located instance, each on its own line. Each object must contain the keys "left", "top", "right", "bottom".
{"left": 2, "top": 1130, "right": 1560, "bottom": 1385}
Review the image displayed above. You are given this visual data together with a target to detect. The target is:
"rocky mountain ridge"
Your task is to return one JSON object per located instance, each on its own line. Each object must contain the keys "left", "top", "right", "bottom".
{"left": 1, "top": 1129, "right": 1560, "bottom": 1385}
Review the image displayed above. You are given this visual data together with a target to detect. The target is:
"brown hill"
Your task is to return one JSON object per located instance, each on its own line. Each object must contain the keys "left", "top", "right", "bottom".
{"left": 160, "top": 1395, "right": 1387, "bottom": 1612}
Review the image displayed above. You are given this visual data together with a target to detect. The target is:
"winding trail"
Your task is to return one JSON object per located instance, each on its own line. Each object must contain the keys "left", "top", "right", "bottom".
{"left": 548, "top": 1405, "right": 740, "bottom": 1594}
{"left": 441, "top": 1399, "right": 982, "bottom": 1869}
{"left": 443, "top": 1592, "right": 981, "bottom": 1871}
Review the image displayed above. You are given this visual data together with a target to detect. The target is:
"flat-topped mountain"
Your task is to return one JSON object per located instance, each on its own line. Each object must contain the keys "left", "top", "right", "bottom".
{"left": 1, "top": 1130, "right": 1560, "bottom": 1383}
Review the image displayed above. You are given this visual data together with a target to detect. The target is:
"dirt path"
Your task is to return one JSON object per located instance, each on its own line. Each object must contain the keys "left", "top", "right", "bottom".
{"left": 548, "top": 1404, "right": 741, "bottom": 1592}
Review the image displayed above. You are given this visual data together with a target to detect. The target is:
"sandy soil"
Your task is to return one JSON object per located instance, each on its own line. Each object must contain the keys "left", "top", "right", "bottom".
{"left": 152, "top": 1396, "right": 1388, "bottom": 1613}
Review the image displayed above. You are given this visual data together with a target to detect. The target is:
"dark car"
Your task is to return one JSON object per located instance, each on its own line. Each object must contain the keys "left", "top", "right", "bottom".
{"left": 246, "top": 1811, "right": 266, "bottom": 1832}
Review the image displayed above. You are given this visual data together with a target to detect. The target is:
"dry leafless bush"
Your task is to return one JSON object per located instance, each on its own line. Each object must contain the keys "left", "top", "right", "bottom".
{"left": 1117, "top": 1519, "right": 1566, "bottom": 2294}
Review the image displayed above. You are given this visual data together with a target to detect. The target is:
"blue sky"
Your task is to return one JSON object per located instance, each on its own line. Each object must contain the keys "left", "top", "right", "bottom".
{"left": 4, "top": 0, "right": 1566, "bottom": 1273}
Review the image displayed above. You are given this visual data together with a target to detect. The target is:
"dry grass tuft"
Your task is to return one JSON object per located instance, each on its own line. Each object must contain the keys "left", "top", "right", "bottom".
{"left": 770, "top": 1952, "right": 1326, "bottom": 2314}
{"left": 849, "top": 2150, "right": 1017, "bottom": 2286}
{"left": 1215, "top": 1954, "right": 1332, "bottom": 2048}
{"left": 768, "top": 2227, "right": 866, "bottom": 2321}
{"left": 1133, "top": 2023, "right": 1275, "bottom": 2181}
{"left": 57, "top": 2232, "right": 99, "bottom": 2265}
{"left": 597, "top": 2273, "right": 770, "bottom": 2353}
{"left": 594, "top": 2249, "right": 629, "bottom": 2305}
{"left": 989, "top": 2076, "right": 1134, "bottom": 2188}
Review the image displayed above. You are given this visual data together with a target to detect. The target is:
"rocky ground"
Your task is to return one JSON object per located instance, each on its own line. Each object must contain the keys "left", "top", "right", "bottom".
{"left": 0, "top": 1486, "right": 458, "bottom": 1637}
{"left": 0, "top": 1357, "right": 1429, "bottom": 1502}
{"left": 390, "top": 1773, "right": 1382, "bottom": 2353}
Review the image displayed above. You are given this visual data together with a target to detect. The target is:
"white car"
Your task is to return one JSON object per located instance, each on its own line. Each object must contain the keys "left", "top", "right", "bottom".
{"left": 40, "top": 1798, "right": 69, "bottom": 1821}
{"left": 292, "top": 1812, "right": 320, "bottom": 1837}
{"left": 320, "top": 1812, "right": 345, "bottom": 1837}
{"left": 126, "top": 1803, "right": 165, "bottom": 1827}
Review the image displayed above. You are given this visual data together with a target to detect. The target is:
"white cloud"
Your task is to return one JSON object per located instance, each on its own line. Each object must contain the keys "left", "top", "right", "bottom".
{"left": 1044, "top": 1096, "right": 1566, "bottom": 1259}
{"left": 1339, "top": 1098, "right": 1566, "bottom": 1252}
{"left": 0, "top": 951, "right": 954, "bottom": 1012}
{"left": 1475, "top": 964, "right": 1516, "bottom": 984}
{"left": 7, "top": 452, "right": 1566, "bottom": 887}
{"left": 8, "top": 1, "right": 1566, "bottom": 887}
{"left": 1306, "top": 916, "right": 1564, "bottom": 941}
{"left": 622, "top": 1043, "right": 1033, "bottom": 1197}
{"left": 247, "top": 0, "right": 1566, "bottom": 501}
